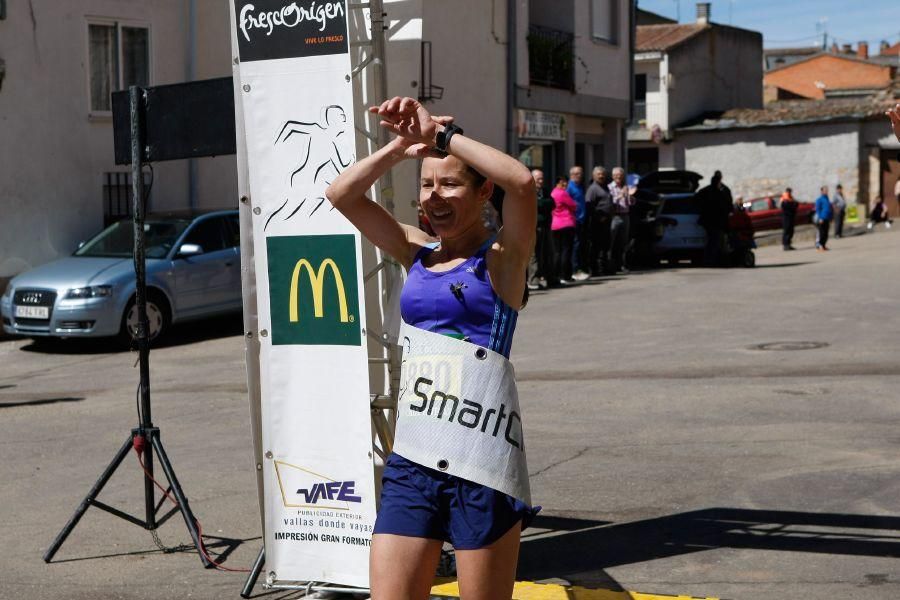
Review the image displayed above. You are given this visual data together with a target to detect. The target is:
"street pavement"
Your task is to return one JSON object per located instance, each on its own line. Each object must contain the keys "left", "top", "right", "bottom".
{"left": 2, "top": 228, "right": 900, "bottom": 599}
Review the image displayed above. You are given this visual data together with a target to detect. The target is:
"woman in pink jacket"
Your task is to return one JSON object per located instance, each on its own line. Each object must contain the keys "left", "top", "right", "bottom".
{"left": 550, "top": 176, "right": 577, "bottom": 283}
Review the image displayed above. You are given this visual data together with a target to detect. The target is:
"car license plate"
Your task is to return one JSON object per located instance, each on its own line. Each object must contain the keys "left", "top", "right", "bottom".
{"left": 15, "top": 305, "right": 49, "bottom": 319}
{"left": 684, "top": 237, "right": 705, "bottom": 244}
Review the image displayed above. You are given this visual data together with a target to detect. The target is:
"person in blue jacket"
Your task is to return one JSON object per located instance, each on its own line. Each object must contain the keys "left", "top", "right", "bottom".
{"left": 566, "top": 166, "right": 588, "bottom": 279}
{"left": 814, "top": 185, "right": 833, "bottom": 251}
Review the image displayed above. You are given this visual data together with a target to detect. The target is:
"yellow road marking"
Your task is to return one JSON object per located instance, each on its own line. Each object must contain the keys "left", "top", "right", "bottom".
{"left": 430, "top": 580, "right": 719, "bottom": 600}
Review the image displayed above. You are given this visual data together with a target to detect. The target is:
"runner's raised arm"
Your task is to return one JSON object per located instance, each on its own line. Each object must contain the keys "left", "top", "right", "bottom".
{"left": 368, "top": 96, "right": 536, "bottom": 307}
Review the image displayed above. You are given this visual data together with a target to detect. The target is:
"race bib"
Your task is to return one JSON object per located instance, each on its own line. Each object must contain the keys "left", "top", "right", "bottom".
{"left": 393, "top": 321, "right": 531, "bottom": 505}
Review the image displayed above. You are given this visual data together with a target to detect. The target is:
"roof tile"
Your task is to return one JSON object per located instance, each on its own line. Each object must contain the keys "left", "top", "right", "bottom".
{"left": 678, "top": 82, "right": 899, "bottom": 130}
{"left": 636, "top": 24, "right": 708, "bottom": 52}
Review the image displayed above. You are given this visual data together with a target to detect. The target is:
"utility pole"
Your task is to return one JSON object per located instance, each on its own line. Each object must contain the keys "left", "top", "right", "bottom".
{"left": 816, "top": 17, "right": 829, "bottom": 51}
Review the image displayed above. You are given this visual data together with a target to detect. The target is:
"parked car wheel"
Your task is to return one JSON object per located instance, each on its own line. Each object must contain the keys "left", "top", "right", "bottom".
{"left": 742, "top": 250, "right": 756, "bottom": 268}
{"left": 119, "top": 291, "right": 169, "bottom": 347}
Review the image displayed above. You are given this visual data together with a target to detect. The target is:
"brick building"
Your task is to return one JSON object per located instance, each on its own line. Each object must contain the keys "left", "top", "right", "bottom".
{"left": 764, "top": 52, "right": 896, "bottom": 102}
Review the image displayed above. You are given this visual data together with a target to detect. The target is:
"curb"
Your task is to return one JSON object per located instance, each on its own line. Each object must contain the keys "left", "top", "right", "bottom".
{"left": 430, "top": 580, "right": 720, "bottom": 600}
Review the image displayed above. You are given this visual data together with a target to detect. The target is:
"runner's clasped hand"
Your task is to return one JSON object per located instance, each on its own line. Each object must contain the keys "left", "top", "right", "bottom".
{"left": 369, "top": 97, "right": 454, "bottom": 158}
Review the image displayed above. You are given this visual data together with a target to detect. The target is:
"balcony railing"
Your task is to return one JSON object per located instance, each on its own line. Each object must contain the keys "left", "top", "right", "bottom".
{"left": 634, "top": 101, "right": 647, "bottom": 123}
{"left": 527, "top": 25, "right": 575, "bottom": 91}
{"left": 631, "top": 101, "right": 666, "bottom": 133}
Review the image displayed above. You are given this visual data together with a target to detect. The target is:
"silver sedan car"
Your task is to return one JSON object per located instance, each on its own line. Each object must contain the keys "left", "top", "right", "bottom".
{"left": 1, "top": 209, "right": 241, "bottom": 343}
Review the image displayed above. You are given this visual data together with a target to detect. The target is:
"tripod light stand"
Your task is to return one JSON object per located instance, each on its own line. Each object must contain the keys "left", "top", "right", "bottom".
{"left": 43, "top": 86, "right": 211, "bottom": 568}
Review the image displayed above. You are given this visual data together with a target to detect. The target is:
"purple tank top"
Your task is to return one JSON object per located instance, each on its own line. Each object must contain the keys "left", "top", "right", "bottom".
{"left": 400, "top": 240, "right": 518, "bottom": 358}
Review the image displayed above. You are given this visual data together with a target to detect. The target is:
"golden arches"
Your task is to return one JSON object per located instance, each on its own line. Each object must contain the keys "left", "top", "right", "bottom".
{"left": 288, "top": 258, "right": 350, "bottom": 323}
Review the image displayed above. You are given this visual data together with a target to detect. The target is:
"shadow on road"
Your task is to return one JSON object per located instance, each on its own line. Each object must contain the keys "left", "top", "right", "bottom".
{"left": 155, "top": 311, "right": 244, "bottom": 348}
{"left": 15, "top": 311, "right": 243, "bottom": 355}
{"left": 753, "top": 262, "right": 813, "bottom": 269}
{"left": 48, "top": 533, "right": 258, "bottom": 567}
{"left": 0, "top": 396, "right": 84, "bottom": 409}
{"left": 517, "top": 508, "right": 900, "bottom": 584}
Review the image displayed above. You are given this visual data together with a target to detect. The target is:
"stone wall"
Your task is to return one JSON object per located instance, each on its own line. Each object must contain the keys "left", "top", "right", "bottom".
{"left": 680, "top": 121, "right": 861, "bottom": 202}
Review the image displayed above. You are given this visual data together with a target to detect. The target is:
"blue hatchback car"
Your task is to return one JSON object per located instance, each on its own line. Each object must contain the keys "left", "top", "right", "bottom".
{"left": 1, "top": 209, "right": 241, "bottom": 343}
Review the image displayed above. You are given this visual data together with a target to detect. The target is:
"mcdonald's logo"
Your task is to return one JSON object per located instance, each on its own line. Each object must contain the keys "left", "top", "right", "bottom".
{"left": 289, "top": 259, "right": 352, "bottom": 324}
{"left": 267, "top": 234, "right": 361, "bottom": 346}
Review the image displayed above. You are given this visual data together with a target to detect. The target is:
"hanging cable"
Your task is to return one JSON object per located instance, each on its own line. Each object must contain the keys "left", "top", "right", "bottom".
{"left": 135, "top": 382, "right": 142, "bottom": 426}
{"left": 132, "top": 438, "right": 251, "bottom": 572}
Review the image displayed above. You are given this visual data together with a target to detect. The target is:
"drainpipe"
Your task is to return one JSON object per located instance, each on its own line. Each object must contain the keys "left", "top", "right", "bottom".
{"left": 506, "top": 0, "right": 517, "bottom": 155}
{"left": 623, "top": 0, "right": 635, "bottom": 169}
{"left": 187, "top": 0, "right": 198, "bottom": 210}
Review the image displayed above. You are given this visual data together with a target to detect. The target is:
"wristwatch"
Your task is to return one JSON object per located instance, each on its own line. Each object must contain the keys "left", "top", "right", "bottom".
{"left": 435, "top": 123, "right": 464, "bottom": 154}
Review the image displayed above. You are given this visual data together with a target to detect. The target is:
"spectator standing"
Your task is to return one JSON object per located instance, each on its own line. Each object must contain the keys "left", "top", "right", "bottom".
{"left": 608, "top": 167, "right": 634, "bottom": 273}
{"left": 780, "top": 188, "right": 798, "bottom": 251}
{"left": 895, "top": 177, "right": 900, "bottom": 209}
{"left": 551, "top": 176, "right": 577, "bottom": 283}
{"left": 697, "top": 170, "right": 733, "bottom": 267}
{"left": 586, "top": 166, "right": 613, "bottom": 275}
{"left": 832, "top": 184, "right": 847, "bottom": 238}
{"left": 527, "top": 169, "right": 555, "bottom": 289}
{"left": 567, "top": 166, "right": 589, "bottom": 280}
{"left": 868, "top": 196, "right": 893, "bottom": 230}
{"left": 814, "top": 185, "right": 833, "bottom": 251}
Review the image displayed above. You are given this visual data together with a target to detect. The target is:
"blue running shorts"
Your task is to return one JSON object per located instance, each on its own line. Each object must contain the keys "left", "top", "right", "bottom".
{"left": 373, "top": 453, "right": 540, "bottom": 550}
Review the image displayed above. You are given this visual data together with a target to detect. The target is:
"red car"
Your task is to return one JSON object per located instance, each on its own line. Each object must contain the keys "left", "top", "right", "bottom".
{"left": 740, "top": 196, "right": 815, "bottom": 232}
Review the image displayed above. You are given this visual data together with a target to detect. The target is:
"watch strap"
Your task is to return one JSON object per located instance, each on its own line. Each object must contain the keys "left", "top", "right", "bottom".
{"left": 435, "top": 123, "right": 464, "bottom": 154}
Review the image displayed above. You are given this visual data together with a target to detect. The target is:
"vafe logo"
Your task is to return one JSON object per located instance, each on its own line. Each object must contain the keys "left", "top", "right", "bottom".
{"left": 267, "top": 234, "right": 361, "bottom": 346}
{"left": 273, "top": 460, "right": 362, "bottom": 509}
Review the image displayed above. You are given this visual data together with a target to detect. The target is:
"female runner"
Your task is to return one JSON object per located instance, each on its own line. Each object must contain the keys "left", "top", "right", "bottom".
{"left": 326, "top": 96, "right": 537, "bottom": 600}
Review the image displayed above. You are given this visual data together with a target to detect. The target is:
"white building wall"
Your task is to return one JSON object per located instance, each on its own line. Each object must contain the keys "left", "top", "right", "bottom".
{"left": 572, "top": 2, "right": 631, "bottom": 103}
{"left": 422, "top": 0, "right": 507, "bottom": 152}
{"left": 667, "top": 28, "right": 762, "bottom": 131}
{"left": 667, "top": 35, "right": 714, "bottom": 128}
{"left": 681, "top": 122, "right": 861, "bottom": 202}
{"left": 191, "top": 0, "right": 239, "bottom": 212}
{"left": 0, "top": 0, "right": 233, "bottom": 284}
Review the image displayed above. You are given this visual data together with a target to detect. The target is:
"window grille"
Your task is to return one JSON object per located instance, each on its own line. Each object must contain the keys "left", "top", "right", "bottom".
{"left": 418, "top": 41, "right": 444, "bottom": 102}
{"left": 103, "top": 171, "right": 150, "bottom": 226}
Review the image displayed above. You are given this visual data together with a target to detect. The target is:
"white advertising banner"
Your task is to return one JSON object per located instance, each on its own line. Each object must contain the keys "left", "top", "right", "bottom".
{"left": 230, "top": 0, "right": 375, "bottom": 588}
